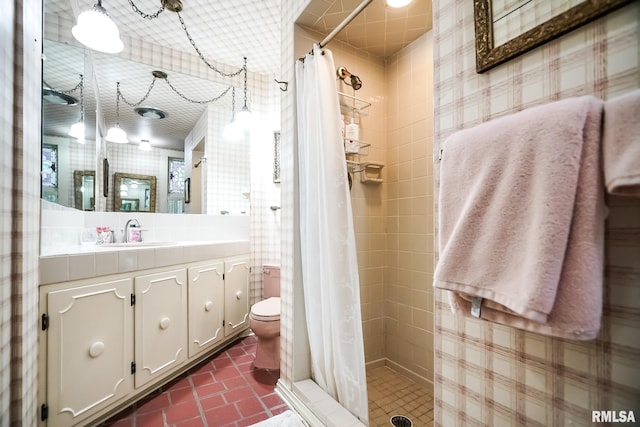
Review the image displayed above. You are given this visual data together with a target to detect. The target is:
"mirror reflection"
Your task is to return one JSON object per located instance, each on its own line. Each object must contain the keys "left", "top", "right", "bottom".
{"left": 114, "top": 173, "right": 157, "bottom": 213}
{"left": 43, "top": 3, "right": 251, "bottom": 215}
{"left": 73, "top": 170, "right": 95, "bottom": 211}
{"left": 41, "top": 40, "right": 97, "bottom": 208}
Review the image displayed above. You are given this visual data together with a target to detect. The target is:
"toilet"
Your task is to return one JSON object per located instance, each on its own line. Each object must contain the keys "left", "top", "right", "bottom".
{"left": 249, "top": 265, "right": 280, "bottom": 370}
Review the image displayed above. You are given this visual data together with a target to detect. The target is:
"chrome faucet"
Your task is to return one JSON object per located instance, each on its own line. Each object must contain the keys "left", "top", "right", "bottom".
{"left": 123, "top": 218, "right": 141, "bottom": 243}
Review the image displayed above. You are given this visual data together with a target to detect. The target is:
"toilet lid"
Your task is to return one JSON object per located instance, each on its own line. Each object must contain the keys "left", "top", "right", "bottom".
{"left": 251, "top": 297, "right": 280, "bottom": 321}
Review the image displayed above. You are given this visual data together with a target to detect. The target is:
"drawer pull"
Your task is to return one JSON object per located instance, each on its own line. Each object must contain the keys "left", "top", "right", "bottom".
{"left": 89, "top": 341, "right": 105, "bottom": 358}
{"left": 204, "top": 301, "right": 214, "bottom": 312}
{"left": 159, "top": 317, "right": 171, "bottom": 330}
{"left": 236, "top": 291, "right": 242, "bottom": 300}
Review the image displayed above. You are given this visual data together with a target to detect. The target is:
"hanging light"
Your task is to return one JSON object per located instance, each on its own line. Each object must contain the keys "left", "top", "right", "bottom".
{"left": 139, "top": 139, "right": 152, "bottom": 151}
{"left": 68, "top": 74, "right": 85, "bottom": 143}
{"left": 72, "top": 0, "right": 124, "bottom": 54}
{"left": 223, "top": 87, "right": 243, "bottom": 141}
{"left": 234, "top": 57, "right": 252, "bottom": 129}
{"left": 106, "top": 83, "right": 129, "bottom": 144}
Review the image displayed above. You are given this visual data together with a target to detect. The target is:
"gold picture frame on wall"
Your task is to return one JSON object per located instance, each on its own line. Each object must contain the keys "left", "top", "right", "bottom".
{"left": 474, "top": 0, "right": 634, "bottom": 73}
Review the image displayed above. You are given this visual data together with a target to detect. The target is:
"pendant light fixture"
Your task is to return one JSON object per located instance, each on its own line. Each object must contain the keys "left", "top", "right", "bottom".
{"left": 106, "top": 82, "right": 129, "bottom": 144}
{"left": 72, "top": 0, "right": 124, "bottom": 54}
{"left": 223, "top": 87, "right": 243, "bottom": 141}
{"left": 234, "top": 57, "right": 252, "bottom": 130}
{"left": 68, "top": 74, "right": 85, "bottom": 143}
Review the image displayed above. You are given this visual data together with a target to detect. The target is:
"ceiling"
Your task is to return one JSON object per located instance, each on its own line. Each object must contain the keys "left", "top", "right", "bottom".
{"left": 42, "top": 0, "right": 432, "bottom": 151}
{"left": 298, "top": 0, "right": 432, "bottom": 58}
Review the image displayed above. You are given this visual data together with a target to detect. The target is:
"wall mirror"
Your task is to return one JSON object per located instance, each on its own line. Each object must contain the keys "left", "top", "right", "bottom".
{"left": 114, "top": 173, "right": 157, "bottom": 213}
{"left": 41, "top": 39, "right": 97, "bottom": 208}
{"left": 73, "top": 170, "right": 95, "bottom": 211}
{"left": 474, "top": 0, "right": 634, "bottom": 73}
{"left": 42, "top": 0, "right": 250, "bottom": 215}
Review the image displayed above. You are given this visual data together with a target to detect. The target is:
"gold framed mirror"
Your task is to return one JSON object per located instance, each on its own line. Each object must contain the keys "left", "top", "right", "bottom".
{"left": 474, "top": 0, "right": 634, "bottom": 73}
{"left": 73, "top": 170, "right": 95, "bottom": 211}
{"left": 114, "top": 173, "right": 157, "bottom": 213}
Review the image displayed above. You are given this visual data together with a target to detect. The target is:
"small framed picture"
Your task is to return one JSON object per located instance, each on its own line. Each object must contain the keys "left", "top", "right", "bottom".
{"left": 184, "top": 177, "right": 191, "bottom": 204}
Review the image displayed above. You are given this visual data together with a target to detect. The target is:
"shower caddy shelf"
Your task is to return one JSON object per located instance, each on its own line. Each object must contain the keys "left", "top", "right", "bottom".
{"left": 339, "top": 92, "right": 383, "bottom": 184}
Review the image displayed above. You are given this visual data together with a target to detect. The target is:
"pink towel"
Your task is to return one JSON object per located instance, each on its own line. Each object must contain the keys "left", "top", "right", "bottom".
{"left": 435, "top": 96, "right": 605, "bottom": 340}
{"left": 603, "top": 89, "right": 640, "bottom": 197}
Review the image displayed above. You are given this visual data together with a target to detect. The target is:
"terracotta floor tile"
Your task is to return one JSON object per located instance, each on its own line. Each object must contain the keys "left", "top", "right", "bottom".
{"left": 236, "top": 395, "right": 266, "bottom": 417}
{"left": 222, "top": 375, "right": 247, "bottom": 391}
{"left": 169, "top": 385, "right": 196, "bottom": 405}
{"left": 164, "top": 400, "right": 201, "bottom": 425}
{"left": 223, "top": 387, "right": 252, "bottom": 404}
{"left": 137, "top": 392, "right": 170, "bottom": 414}
{"left": 261, "top": 392, "right": 285, "bottom": 409}
{"left": 196, "top": 381, "right": 227, "bottom": 398}
{"left": 173, "top": 415, "right": 206, "bottom": 427}
{"left": 199, "top": 393, "right": 226, "bottom": 411}
{"left": 204, "top": 403, "right": 241, "bottom": 426}
{"left": 135, "top": 410, "right": 165, "bottom": 427}
{"left": 103, "top": 336, "right": 287, "bottom": 427}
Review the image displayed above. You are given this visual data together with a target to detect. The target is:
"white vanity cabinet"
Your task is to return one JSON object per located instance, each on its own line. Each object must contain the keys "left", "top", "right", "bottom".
{"left": 39, "top": 252, "right": 251, "bottom": 427}
{"left": 134, "top": 268, "right": 188, "bottom": 388}
{"left": 188, "top": 261, "right": 225, "bottom": 357}
{"left": 224, "top": 256, "right": 251, "bottom": 336}
{"left": 43, "top": 278, "right": 134, "bottom": 427}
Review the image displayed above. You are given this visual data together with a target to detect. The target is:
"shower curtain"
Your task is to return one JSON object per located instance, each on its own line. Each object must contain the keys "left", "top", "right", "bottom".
{"left": 295, "top": 45, "right": 368, "bottom": 424}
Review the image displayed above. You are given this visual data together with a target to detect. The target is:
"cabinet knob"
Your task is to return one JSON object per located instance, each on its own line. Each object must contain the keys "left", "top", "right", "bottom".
{"left": 236, "top": 290, "right": 242, "bottom": 300}
{"left": 159, "top": 317, "right": 171, "bottom": 330}
{"left": 89, "top": 341, "right": 105, "bottom": 358}
{"left": 204, "top": 301, "right": 214, "bottom": 312}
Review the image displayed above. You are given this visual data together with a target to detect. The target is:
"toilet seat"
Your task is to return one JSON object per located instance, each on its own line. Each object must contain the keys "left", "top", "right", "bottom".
{"left": 250, "top": 297, "right": 280, "bottom": 322}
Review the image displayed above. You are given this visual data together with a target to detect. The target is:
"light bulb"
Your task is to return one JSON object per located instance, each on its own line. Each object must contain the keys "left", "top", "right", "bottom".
{"left": 386, "top": 0, "right": 412, "bottom": 7}
{"left": 69, "top": 121, "right": 85, "bottom": 139}
{"left": 139, "top": 140, "right": 152, "bottom": 151}
{"left": 106, "top": 126, "right": 128, "bottom": 144}
{"left": 235, "top": 106, "right": 252, "bottom": 130}
{"left": 72, "top": 3, "right": 124, "bottom": 54}
{"left": 223, "top": 120, "right": 243, "bottom": 141}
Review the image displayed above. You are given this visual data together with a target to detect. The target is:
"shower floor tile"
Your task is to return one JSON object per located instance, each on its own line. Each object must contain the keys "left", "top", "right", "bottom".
{"left": 367, "top": 366, "right": 434, "bottom": 427}
{"left": 99, "top": 335, "right": 286, "bottom": 427}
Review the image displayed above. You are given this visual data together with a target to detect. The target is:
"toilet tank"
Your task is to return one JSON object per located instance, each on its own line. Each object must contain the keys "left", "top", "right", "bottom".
{"left": 262, "top": 265, "right": 280, "bottom": 298}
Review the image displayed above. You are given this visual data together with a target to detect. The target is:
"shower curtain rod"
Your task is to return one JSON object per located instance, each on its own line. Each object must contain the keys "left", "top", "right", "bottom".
{"left": 318, "top": 0, "right": 374, "bottom": 49}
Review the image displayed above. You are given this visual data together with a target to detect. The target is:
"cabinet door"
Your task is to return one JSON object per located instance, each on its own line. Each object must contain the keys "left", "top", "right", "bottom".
{"left": 134, "top": 269, "right": 188, "bottom": 388}
{"left": 188, "top": 262, "right": 225, "bottom": 358}
{"left": 224, "top": 256, "right": 251, "bottom": 336}
{"left": 46, "top": 278, "right": 133, "bottom": 427}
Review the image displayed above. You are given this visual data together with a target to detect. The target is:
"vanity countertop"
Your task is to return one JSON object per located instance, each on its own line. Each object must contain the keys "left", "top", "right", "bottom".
{"left": 39, "top": 240, "right": 250, "bottom": 285}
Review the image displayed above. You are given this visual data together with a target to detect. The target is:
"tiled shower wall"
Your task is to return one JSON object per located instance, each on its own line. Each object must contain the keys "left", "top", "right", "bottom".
{"left": 433, "top": 1, "right": 640, "bottom": 425}
{"left": 384, "top": 32, "right": 434, "bottom": 387}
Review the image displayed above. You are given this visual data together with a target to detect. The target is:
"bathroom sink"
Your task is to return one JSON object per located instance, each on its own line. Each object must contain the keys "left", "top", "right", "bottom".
{"left": 102, "top": 241, "right": 178, "bottom": 247}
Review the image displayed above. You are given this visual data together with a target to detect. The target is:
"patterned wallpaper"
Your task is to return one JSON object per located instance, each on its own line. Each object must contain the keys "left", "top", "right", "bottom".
{"left": 433, "top": 1, "right": 640, "bottom": 425}
{"left": 1, "top": 0, "right": 43, "bottom": 424}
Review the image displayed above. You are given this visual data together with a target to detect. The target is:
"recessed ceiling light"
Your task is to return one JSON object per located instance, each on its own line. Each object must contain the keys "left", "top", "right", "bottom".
{"left": 386, "top": 0, "right": 413, "bottom": 7}
{"left": 42, "top": 88, "right": 78, "bottom": 105}
{"left": 135, "top": 107, "right": 168, "bottom": 120}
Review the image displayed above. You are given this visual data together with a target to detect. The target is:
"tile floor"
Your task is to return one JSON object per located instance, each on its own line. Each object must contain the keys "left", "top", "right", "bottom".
{"left": 367, "top": 366, "right": 434, "bottom": 427}
{"left": 101, "top": 335, "right": 289, "bottom": 427}
{"left": 102, "top": 336, "right": 434, "bottom": 427}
